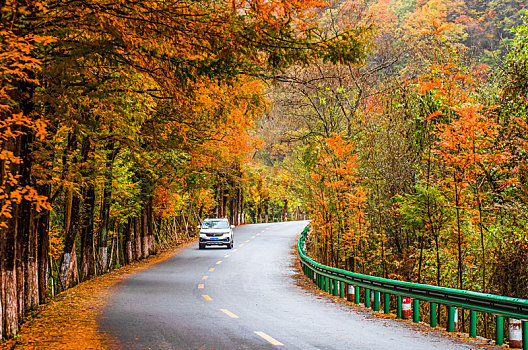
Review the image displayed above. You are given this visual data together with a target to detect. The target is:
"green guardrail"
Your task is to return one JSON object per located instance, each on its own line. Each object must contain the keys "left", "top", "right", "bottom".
{"left": 297, "top": 225, "right": 528, "bottom": 348}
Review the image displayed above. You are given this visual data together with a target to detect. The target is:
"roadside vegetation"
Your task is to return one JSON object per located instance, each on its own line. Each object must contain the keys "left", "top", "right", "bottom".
{"left": 0, "top": 0, "right": 369, "bottom": 342}
{"left": 1, "top": 0, "right": 527, "bottom": 343}
{"left": 257, "top": 0, "right": 528, "bottom": 338}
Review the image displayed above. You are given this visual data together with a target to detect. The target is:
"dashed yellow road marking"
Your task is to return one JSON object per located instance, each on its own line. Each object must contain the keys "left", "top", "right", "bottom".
{"left": 239, "top": 244, "right": 244, "bottom": 247}
{"left": 209, "top": 268, "right": 215, "bottom": 272}
{"left": 216, "top": 260, "right": 222, "bottom": 265}
{"left": 198, "top": 284, "right": 204, "bottom": 289}
{"left": 224, "top": 254, "right": 230, "bottom": 258}
{"left": 254, "top": 332, "right": 283, "bottom": 346}
{"left": 245, "top": 240, "right": 250, "bottom": 243}
{"left": 202, "top": 294, "right": 212, "bottom": 301}
{"left": 251, "top": 236, "right": 256, "bottom": 239}
{"left": 233, "top": 249, "right": 238, "bottom": 252}
{"left": 202, "top": 276, "right": 208, "bottom": 280}
{"left": 220, "top": 309, "right": 239, "bottom": 318}
{"left": 257, "top": 233, "right": 261, "bottom": 236}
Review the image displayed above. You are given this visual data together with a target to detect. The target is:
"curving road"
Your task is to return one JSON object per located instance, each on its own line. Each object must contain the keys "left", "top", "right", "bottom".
{"left": 101, "top": 221, "right": 475, "bottom": 349}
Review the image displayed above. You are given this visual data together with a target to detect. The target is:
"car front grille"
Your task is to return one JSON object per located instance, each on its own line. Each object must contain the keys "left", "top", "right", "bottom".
{"left": 206, "top": 232, "right": 224, "bottom": 237}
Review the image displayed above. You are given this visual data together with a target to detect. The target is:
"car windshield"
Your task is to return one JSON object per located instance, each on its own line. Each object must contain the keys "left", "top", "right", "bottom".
{"left": 202, "top": 220, "right": 229, "bottom": 229}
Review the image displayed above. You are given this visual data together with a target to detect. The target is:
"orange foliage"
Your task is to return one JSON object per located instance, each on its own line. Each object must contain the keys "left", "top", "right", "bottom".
{"left": 0, "top": 4, "right": 54, "bottom": 227}
{"left": 307, "top": 134, "right": 368, "bottom": 267}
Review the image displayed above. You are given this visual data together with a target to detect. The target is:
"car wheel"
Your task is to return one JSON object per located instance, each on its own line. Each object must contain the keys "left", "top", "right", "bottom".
{"left": 199, "top": 244, "right": 205, "bottom": 250}
{"left": 227, "top": 242, "right": 233, "bottom": 249}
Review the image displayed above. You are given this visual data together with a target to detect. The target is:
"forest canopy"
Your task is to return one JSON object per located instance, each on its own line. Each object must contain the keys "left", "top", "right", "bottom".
{"left": 1, "top": 0, "right": 527, "bottom": 343}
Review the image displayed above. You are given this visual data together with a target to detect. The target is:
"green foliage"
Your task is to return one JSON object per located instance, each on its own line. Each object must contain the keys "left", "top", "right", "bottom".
{"left": 396, "top": 184, "right": 451, "bottom": 233}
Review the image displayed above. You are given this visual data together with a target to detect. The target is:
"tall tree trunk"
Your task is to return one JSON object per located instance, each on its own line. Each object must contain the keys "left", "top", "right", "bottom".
{"left": 219, "top": 184, "right": 225, "bottom": 218}
{"left": 80, "top": 184, "right": 95, "bottom": 281}
{"left": 239, "top": 191, "right": 245, "bottom": 224}
{"left": 59, "top": 134, "right": 90, "bottom": 291}
{"left": 147, "top": 198, "right": 156, "bottom": 255}
{"left": 141, "top": 207, "right": 149, "bottom": 259}
{"left": 417, "top": 232, "right": 424, "bottom": 284}
{"left": 37, "top": 185, "right": 51, "bottom": 304}
{"left": 124, "top": 218, "right": 133, "bottom": 264}
{"left": 1, "top": 137, "right": 21, "bottom": 338}
{"left": 98, "top": 141, "right": 118, "bottom": 273}
{"left": 25, "top": 207, "right": 39, "bottom": 312}
{"left": 134, "top": 215, "right": 142, "bottom": 260}
{"left": 58, "top": 192, "right": 81, "bottom": 292}
{"left": 454, "top": 174, "right": 463, "bottom": 290}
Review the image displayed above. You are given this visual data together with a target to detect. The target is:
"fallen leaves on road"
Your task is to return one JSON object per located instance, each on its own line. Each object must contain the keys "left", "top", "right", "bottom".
{"left": 0, "top": 241, "right": 195, "bottom": 350}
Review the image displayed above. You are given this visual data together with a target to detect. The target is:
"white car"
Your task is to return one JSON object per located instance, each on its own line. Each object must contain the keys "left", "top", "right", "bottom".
{"left": 198, "top": 218, "right": 234, "bottom": 249}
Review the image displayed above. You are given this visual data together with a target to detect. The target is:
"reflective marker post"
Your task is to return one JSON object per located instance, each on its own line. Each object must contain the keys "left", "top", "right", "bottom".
{"left": 384, "top": 293, "right": 391, "bottom": 314}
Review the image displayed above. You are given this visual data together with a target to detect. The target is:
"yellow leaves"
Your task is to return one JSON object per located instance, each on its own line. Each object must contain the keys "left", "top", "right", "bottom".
{"left": 49, "top": 225, "right": 64, "bottom": 261}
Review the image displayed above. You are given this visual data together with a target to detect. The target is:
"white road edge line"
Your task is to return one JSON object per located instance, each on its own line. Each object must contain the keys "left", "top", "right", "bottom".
{"left": 254, "top": 331, "right": 284, "bottom": 346}
{"left": 219, "top": 309, "right": 239, "bottom": 318}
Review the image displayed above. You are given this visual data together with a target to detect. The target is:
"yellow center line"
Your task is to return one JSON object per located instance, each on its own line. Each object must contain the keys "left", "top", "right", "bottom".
{"left": 220, "top": 309, "right": 239, "bottom": 318}
{"left": 216, "top": 260, "right": 222, "bottom": 265}
{"left": 202, "top": 276, "right": 208, "bottom": 280}
{"left": 251, "top": 236, "right": 256, "bottom": 239}
{"left": 245, "top": 240, "right": 250, "bottom": 243}
{"left": 257, "top": 233, "right": 261, "bottom": 236}
{"left": 198, "top": 284, "right": 204, "bottom": 289}
{"left": 224, "top": 254, "right": 230, "bottom": 258}
{"left": 209, "top": 268, "right": 215, "bottom": 272}
{"left": 239, "top": 244, "right": 244, "bottom": 247}
{"left": 233, "top": 249, "right": 238, "bottom": 252}
{"left": 201, "top": 294, "right": 212, "bottom": 301}
{"left": 254, "top": 331, "right": 283, "bottom": 346}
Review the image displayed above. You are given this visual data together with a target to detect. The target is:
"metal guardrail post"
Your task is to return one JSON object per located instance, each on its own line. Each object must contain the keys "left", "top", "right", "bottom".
{"left": 413, "top": 299, "right": 420, "bottom": 323}
{"left": 384, "top": 293, "right": 390, "bottom": 314}
{"left": 334, "top": 280, "right": 339, "bottom": 297}
{"left": 447, "top": 306, "right": 456, "bottom": 332}
{"left": 397, "top": 296, "right": 402, "bottom": 318}
{"left": 496, "top": 316, "right": 504, "bottom": 346}
{"left": 374, "top": 291, "right": 380, "bottom": 311}
{"left": 354, "top": 286, "right": 360, "bottom": 304}
{"left": 340, "top": 281, "right": 345, "bottom": 299}
{"left": 365, "top": 288, "right": 371, "bottom": 308}
{"left": 469, "top": 310, "right": 477, "bottom": 337}
{"left": 430, "top": 302, "right": 437, "bottom": 327}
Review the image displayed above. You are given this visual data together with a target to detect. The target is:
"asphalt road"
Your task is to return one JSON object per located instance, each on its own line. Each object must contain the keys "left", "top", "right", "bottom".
{"left": 101, "top": 221, "right": 475, "bottom": 349}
